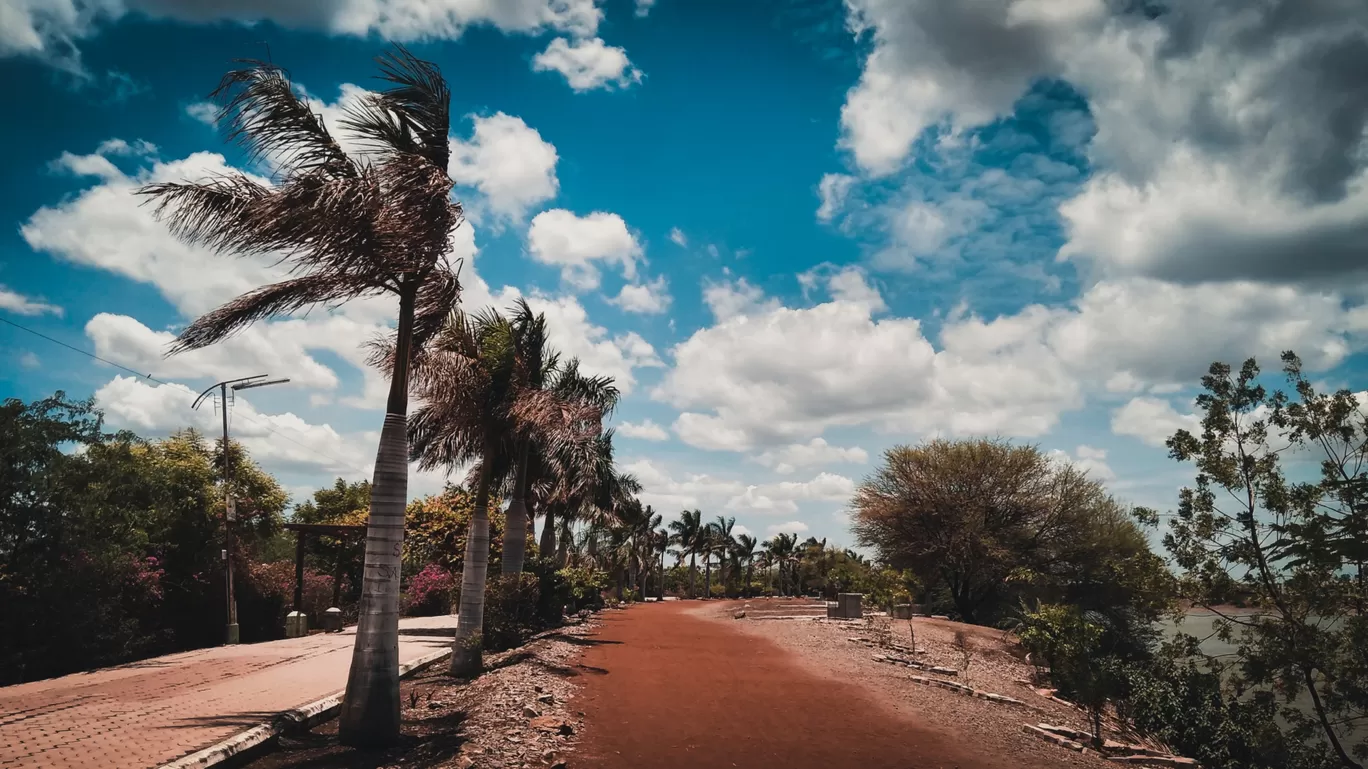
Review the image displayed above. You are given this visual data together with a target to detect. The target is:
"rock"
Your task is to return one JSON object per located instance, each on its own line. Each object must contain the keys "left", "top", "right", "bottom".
{"left": 535, "top": 685, "right": 545, "bottom": 693}
{"left": 538, "top": 693, "right": 555, "bottom": 705}
{"left": 732, "top": 610, "right": 746, "bottom": 619}
{"left": 523, "top": 705, "right": 541, "bottom": 718}
{"left": 530, "top": 715, "right": 575, "bottom": 736}
{"left": 1022, "top": 724, "right": 1086, "bottom": 752}
{"left": 1106, "top": 757, "right": 1200, "bottom": 767}
{"left": 928, "top": 666, "right": 958, "bottom": 676}
{"left": 428, "top": 700, "right": 447, "bottom": 709}
{"left": 456, "top": 757, "right": 476, "bottom": 769}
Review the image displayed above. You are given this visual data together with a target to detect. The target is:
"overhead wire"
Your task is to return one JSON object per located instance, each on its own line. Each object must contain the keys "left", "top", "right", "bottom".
{"left": 0, "top": 314, "right": 372, "bottom": 477}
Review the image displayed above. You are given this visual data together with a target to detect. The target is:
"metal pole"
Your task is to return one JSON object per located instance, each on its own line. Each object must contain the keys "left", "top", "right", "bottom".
{"left": 221, "top": 382, "right": 239, "bottom": 645}
{"left": 294, "top": 531, "right": 306, "bottom": 613}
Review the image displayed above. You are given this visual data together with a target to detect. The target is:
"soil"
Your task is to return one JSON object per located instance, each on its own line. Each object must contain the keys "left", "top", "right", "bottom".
{"left": 573, "top": 601, "right": 1030, "bottom": 769}
{"left": 238, "top": 618, "right": 599, "bottom": 769}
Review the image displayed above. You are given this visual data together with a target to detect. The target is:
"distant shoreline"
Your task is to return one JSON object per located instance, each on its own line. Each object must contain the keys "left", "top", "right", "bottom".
{"left": 1176, "top": 601, "right": 1262, "bottom": 616}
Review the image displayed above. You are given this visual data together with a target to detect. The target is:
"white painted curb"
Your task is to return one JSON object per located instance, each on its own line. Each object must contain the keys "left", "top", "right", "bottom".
{"left": 155, "top": 647, "right": 453, "bottom": 769}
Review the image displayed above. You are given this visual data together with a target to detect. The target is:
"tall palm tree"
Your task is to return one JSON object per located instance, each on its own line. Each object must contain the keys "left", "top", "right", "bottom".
{"left": 712, "top": 515, "right": 736, "bottom": 597}
{"left": 732, "top": 533, "right": 757, "bottom": 597}
{"left": 700, "top": 522, "right": 719, "bottom": 599}
{"left": 499, "top": 300, "right": 554, "bottom": 576}
{"left": 654, "top": 523, "right": 670, "bottom": 599}
{"left": 534, "top": 361, "right": 619, "bottom": 561}
{"left": 406, "top": 306, "right": 594, "bottom": 677}
{"left": 766, "top": 533, "right": 798, "bottom": 596}
{"left": 140, "top": 48, "right": 460, "bottom": 749}
{"left": 668, "top": 510, "right": 703, "bottom": 598}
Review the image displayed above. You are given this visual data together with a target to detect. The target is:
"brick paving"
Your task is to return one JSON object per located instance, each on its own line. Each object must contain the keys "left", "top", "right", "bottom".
{"left": 0, "top": 616, "right": 458, "bottom": 769}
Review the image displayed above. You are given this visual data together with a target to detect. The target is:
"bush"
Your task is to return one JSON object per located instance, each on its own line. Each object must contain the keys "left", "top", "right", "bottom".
{"left": 403, "top": 563, "right": 454, "bottom": 616}
{"left": 482, "top": 573, "right": 541, "bottom": 651}
{"left": 238, "top": 560, "right": 339, "bottom": 640}
{"left": 560, "top": 565, "right": 608, "bottom": 612}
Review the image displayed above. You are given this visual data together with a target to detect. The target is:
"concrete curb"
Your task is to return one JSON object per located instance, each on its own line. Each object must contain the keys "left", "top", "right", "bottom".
{"left": 156, "top": 646, "right": 453, "bottom": 769}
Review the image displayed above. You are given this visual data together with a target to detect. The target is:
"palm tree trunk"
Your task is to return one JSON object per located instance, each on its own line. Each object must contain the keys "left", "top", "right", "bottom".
{"left": 704, "top": 554, "right": 712, "bottom": 599}
{"left": 659, "top": 550, "right": 666, "bottom": 599}
{"left": 688, "top": 552, "right": 697, "bottom": 598}
{"left": 501, "top": 441, "right": 531, "bottom": 575}
{"left": 745, "top": 563, "right": 753, "bottom": 598}
{"left": 339, "top": 284, "right": 415, "bottom": 749}
{"left": 451, "top": 440, "right": 495, "bottom": 677}
{"left": 555, "top": 518, "right": 570, "bottom": 566}
{"left": 539, "top": 506, "right": 555, "bottom": 557}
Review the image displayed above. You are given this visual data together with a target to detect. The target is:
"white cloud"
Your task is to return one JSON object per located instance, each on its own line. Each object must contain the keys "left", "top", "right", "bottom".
{"left": 668, "top": 227, "right": 687, "bottom": 247}
{"left": 184, "top": 101, "right": 217, "bottom": 124}
{"left": 754, "top": 438, "right": 869, "bottom": 475}
{"left": 19, "top": 351, "right": 40, "bottom": 369}
{"left": 817, "top": 173, "right": 855, "bottom": 221}
{"left": 84, "top": 313, "right": 340, "bottom": 390}
{"left": 608, "top": 275, "right": 670, "bottom": 314}
{"left": 634, "top": 0, "right": 655, "bottom": 18}
{"left": 93, "top": 375, "right": 373, "bottom": 477}
{"left": 449, "top": 112, "right": 560, "bottom": 225}
{"left": 725, "top": 472, "right": 856, "bottom": 515}
{"left": 1048, "top": 444, "right": 1116, "bottom": 483}
{"left": 1111, "top": 397, "right": 1200, "bottom": 449}
{"left": 701, "top": 277, "right": 780, "bottom": 322}
{"left": 617, "top": 419, "right": 669, "bottom": 441}
{"left": 5, "top": 0, "right": 604, "bottom": 70}
{"left": 658, "top": 263, "right": 1368, "bottom": 453}
{"left": 767, "top": 520, "right": 809, "bottom": 535}
{"left": 0, "top": 285, "right": 62, "bottom": 317}
{"left": 621, "top": 458, "right": 746, "bottom": 514}
{"left": 532, "top": 37, "right": 642, "bottom": 92}
{"left": 526, "top": 209, "right": 641, "bottom": 290}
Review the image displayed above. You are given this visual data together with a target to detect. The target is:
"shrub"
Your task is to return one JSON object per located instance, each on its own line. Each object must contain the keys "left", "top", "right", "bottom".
{"left": 560, "top": 565, "right": 608, "bottom": 612}
{"left": 403, "top": 563, "right": 454, "bottom": 616}
{"left": 238, "top": 559, "right": 338, "bottom": 640}
{"left": 482, "top": 573, "right": 541, "bottom": 651}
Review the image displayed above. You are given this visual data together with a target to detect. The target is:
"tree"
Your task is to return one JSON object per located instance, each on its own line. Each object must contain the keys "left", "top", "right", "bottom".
{"left": 713, "top": 515, "right": 736, "bottom": 596}
{"left": 140, "top": 47, "right": 462, "bottom": 749}
{"left": 669, "top": 510, "right": 703, "bottom": 598}
{"left": 1157, "top": 353, "right": 1368, "bottom": 767}
{"left": 851, "top": 439, "right": 1163, "bottom": 624}
{"left": 732, "top": 534, "right": 758, "bottom": 597}
{"left": 406, "top": 306, "right": 595, "bottom": 676}
{"left": 764, "top": 533, "right": 799, "bottom": 596}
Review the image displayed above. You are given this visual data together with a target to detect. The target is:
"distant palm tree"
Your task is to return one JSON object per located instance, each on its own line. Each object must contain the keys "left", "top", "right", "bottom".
{"left": 139, "top": 47, "right": 461, "bottom": 750}
{"left": 732, "top": 533, "right": 758, "bottom": 597}
{"left": 668, "top": 510, "right": 703, "bottom": 598}
{"left": 534, "top": 362, "right": 620, "bottom": 562}
{"left": 713, "top": 515, "right": 736, "bottom": 596}
{"left": 405, "top": 306, "right": 595, "bottom": 676}
{"left": 766, "top": 533, "right": 799, "bottom": 596}
{"left": 654, "top": 524, "right": 670, "bottom": 599}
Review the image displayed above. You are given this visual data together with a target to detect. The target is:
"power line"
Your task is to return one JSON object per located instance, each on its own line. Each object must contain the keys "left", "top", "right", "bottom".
{"left": 0, "top": 314, "right": 372, "bottom": 476}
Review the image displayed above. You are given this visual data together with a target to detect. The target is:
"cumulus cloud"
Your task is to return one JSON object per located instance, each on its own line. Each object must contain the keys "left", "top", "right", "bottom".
{"left": 1111, "top": 397, "right": 1201, "bottom": 449}
{"left": 767, "top": 520, "right": 809, "bottom": 535}
{"left": 532, "top": 37, "right": 642, "bottom": 92}
{"left": 754, "top": 438, "right": 869, "bottom": 475}
{"left": 4, "top": 0, "right": 604, "bottom": 71}
{"left": 607, "top": 276, "right": 670, "bottom": 314}
{"left": 617, "top": 419, "right": 669, "bottom": 441}
{"left": 835, "top": 1, "right": 1368, "bottom": 289}
{"left": 1048, "top": 444, "right": 1116, "bottom": 483}
{"left": 656, "top": 265, "right": 1368, "bottom": 452}
{"left": 526, "top": 209, "right": 641, "bottom": 290}
{"left": 634, "top": 0, "right": 655, "bottom": 18}
{"left": 668, "top": 227, "right": 687, "bottom": 247}
{"left": 449, "top": 112, "right": 560, "bottom": 225}
{"left": 184, "top": 101, "right": 217, "bottom": 125}
{"left": 701, "top": 277, "right": 779, "bottom": 322}
{"left": 0, "top": 285, "right": 62, "bottom": 317}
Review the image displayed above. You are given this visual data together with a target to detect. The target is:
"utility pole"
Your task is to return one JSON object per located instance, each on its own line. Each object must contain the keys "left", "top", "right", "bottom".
{"left": 193, "top": 374, "right": 290, "bottom": 645}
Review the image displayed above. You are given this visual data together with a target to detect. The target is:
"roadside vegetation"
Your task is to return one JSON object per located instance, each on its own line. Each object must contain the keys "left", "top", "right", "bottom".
{"left": 852, "top": 352, "right": 1368, "bottom": 769}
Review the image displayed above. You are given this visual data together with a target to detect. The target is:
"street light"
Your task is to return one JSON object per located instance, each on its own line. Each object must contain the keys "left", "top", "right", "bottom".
{"left": 192, "top": 374, "right": 290, "bottom": 645}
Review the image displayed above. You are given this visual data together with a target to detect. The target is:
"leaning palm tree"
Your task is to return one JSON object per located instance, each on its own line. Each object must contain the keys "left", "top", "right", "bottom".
{"left": 668, "top": 509, "right": 703, "bottom": 598}
{"left": 499, "top": 300, "right": 556, "bottom": 576}
{"left": 404, "top": 306, "right": 595, "bottom": 676}
{"left": 139, "top": 47, "right": 460, "bottom": 749}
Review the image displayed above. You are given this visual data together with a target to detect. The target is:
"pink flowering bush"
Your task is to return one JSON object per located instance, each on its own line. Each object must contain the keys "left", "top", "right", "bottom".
{"left": 402, "top": 563, "right": 454, "bottom": 616}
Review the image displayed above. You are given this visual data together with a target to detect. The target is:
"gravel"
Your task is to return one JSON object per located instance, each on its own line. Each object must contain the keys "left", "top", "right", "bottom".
{"left": 722, "top": 606, "right": 1116, "bottom": 769}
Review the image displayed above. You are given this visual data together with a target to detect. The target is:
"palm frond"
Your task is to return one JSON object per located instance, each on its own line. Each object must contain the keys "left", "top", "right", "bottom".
{"left": 339, "top": 45, "right": 450, "bottom": 169}
{"left": 171, "top": 274, "right": 379, "bottom": 352}
{"left": 211, "top": 61, "right": 354, "bottom": 176}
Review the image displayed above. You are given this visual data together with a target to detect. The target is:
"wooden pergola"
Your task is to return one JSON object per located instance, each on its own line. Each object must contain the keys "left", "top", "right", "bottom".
{"left": 282, "top": 523, "right": 367, "bottom": 615}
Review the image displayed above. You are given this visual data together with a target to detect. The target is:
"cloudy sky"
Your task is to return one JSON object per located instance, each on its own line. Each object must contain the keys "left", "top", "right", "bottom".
{"left": 2, "top": 0, "right": 1366, "bottom": 547}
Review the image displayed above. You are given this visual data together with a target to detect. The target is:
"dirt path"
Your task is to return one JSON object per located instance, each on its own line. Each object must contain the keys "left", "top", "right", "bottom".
{"left": 574, "top": 602, "right": 1001, "bottom": 769}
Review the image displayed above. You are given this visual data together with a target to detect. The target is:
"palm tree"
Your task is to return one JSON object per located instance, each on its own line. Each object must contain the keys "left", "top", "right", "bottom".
{"left": 732, "top": 533, "right": 757, "bottom": 597}
{"left": 499, "top": 300, "right": 553, "bottom": 576}
{"left": 654, "top": 524, "right": 670, "bottom": 599}
{"left": 700, "top": 522, "right": 720, "bottom": 599}
{"left": 534, "top": 361, "right": 619, "bottom": 561}
{"left": 406, "top": 306, "right": 595, "bottom": 677}
{"left": 668, "top": 510, "right": 703, "bottom": 598}
{"left": 140, "top": 48, "right": 460, "bottom": 749}
{"left": 712, "top": 515, "right": 736, "bottom": 597}
{"left": 766, "top": 533, "right": 798, "bottom": 596}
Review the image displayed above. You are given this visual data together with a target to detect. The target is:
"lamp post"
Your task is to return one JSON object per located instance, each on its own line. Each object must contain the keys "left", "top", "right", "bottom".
{"left": 193, "top": 374, "right": 290, "bottom": 645}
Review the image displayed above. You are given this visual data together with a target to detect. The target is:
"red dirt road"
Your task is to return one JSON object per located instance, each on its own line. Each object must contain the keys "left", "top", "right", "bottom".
{"left": 575, "top": 603, "right": 1000, "bottom": 769}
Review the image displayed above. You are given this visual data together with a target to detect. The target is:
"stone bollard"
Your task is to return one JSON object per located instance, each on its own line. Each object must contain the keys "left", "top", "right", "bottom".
{"left": 837, "top": 593, "right": 863, "bottom": 619}
{"left": 893, "top": 604, "right": 913, "bottom": 619}
{"left": 285, "top": 610, "right": 308, "bottom": 638}
{"left": 322, "top": 607, "right": 343, "bottom": 632}
{"left": 826, "top": 601, "right": 840, "bottom": 619}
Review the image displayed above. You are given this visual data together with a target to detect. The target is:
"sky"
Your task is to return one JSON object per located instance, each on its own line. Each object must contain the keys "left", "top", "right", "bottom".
{"left": 2, "top": 0, "right": 1367, "bottom": 549}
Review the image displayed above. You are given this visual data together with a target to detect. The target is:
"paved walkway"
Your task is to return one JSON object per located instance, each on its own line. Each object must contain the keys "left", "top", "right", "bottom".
{"left": 0, "top": 616, "right": 457, "bottom": 769}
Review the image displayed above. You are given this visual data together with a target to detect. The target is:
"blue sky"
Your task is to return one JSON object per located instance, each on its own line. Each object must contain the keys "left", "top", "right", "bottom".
{"left": 2, "top": 0, "right": 1366, "bottom": 548}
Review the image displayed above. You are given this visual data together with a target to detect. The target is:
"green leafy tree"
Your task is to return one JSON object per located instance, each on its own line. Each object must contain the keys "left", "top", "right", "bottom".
{"left": 1159, "top": 353, "right": 1368, "bottom": 767}
{"left": 669, "top": 509, "right": 704, "bottom": 598}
